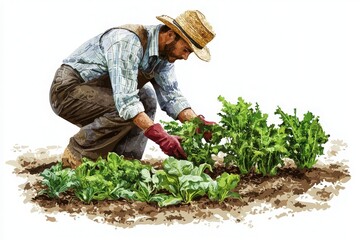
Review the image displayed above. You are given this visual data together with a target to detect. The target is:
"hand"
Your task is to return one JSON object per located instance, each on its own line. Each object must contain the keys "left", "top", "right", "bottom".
{"left": 144, "top": 123, "right": 187, "bottom": 159}
{"left": 196, "top": 115, "right": 217, "bottom": 142}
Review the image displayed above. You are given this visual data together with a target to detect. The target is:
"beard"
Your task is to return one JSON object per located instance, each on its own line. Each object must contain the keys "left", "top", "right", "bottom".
{"left": 159, "top": 40, "right": 178, "bottom": 62}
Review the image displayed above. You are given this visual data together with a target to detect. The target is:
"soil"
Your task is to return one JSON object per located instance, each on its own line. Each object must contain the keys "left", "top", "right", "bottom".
{"left": 6, "top": 139, "right": 351, "bottom": 228}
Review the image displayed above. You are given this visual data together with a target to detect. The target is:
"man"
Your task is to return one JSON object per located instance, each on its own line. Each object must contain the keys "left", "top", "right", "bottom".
{"left": 49, "top": 10, "right": 216, "bottom": 169}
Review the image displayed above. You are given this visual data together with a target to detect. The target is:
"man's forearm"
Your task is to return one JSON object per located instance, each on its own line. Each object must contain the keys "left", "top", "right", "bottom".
{"left": 177, "top": 108, "right": 197, "bottom": 123}
{"left": 133, "top": 108, "right": 197, "bottom": 131}
{"left": 133, "top": 112, "right": 154, "bottom": 131}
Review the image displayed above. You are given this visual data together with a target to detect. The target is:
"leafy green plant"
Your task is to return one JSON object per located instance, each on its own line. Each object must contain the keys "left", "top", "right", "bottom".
{"left": 253, "top": 125, "right": 288, "bottom": 175}
{"left": 218, "top": 96, "right": 288, "bottom": 175}
{"left": 39, "top": 95, "right": 330, "bottom": 207}
{"left": 217, "top": 96, "right": 255, "bottom": 174}
{"left": 74, "top": 158, "right": 113, "bottom": 203}
{"left": 104, "top": 152, "right": 151, "bottom": 186}
{"left": 39, "top": 162, "right": 76, "bottom": 198}
{"left": 161, "top": 118, "right": 222, "bottom": 166}
{"left": 275, "top": 107, "right": 330, "bottom": 169}
{"left": 74, "top": 174, "right": 113, "bottom": 203}
{"left": 73, "top": 153, "right": 152, "bottom": 203}
{"left": 155, "top": 157, "right": 213, "bottom": 205}
{"left": 249, "top": 110, "right": 288, "bottom": 176}
{"left": 39, "top": 154, "right": 241, "bottom": 206}
{"left": 108, "top": 184, "right": 135, "bottom": 200}
{"left": 133, "top": 168, "right": 170, "bottom": 204}
{"left": 164, "top": 96, "right": 328, "bottom": 176}
{"left": 208, "top": 172, "right": 241, "bottom": 202}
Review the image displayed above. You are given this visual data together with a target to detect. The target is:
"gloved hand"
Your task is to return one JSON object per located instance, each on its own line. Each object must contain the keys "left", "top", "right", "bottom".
{"left": 196, "top": 115, "right": 217, "bottom": 142}
{"left": 144, "top": 123, "right": 187, "bottom": 159}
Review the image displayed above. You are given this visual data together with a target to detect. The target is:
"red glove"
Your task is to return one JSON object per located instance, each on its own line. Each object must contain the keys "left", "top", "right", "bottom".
{"left": 196, "top": 115, "right": 216, "bottom": 142}
{"left": 144, "top": 123, "right": 187, "bottom": 159}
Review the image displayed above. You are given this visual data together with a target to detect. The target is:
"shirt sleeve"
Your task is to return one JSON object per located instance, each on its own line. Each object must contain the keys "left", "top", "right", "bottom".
{"left": 153, "top": 62, "right": 191, "bottom": 119}
{"left": 102, "top": 29, "right": 145, "bottom": 120}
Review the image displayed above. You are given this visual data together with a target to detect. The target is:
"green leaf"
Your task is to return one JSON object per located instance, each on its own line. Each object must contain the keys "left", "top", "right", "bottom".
{"left": 39, "top": 162, "right": 76, "bottom": 198}
{"left": 163, "top": 157, "right": 194, "bottom": 176}
{"left": 275, "top": 106, "right": 330, "bottom": 169}
{"left": 208, "top": 172, "right": 240, "bottom": 202}
{"left": 157, "top": 196, "right": 183, "bottom": 207}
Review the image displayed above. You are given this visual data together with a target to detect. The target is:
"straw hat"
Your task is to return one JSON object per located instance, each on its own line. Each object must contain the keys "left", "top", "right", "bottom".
{"left": 156, "top": 10, "right": 215, "bottom": 62}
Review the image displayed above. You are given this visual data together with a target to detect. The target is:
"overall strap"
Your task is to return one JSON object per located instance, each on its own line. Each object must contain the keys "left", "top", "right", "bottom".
{"left": 99, "top": 24, "right": 148, "bottom": 56}
{"left": 118, "top": 24, "right": 148, "bottom": 55}
{"left": 119, "top": 24, "right": 153, "bottom": 88}
{"left": 99, "top": 24, "right": 151, "bottom": 88}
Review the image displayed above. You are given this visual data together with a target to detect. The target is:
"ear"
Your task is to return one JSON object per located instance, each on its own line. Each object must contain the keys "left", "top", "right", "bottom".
{"left": 165, "top": 30, "right": 177, "bottom": 44}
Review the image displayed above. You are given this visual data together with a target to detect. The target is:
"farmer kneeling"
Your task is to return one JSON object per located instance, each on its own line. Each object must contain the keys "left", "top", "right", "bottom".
{"left": 49, "top": 10, "right": 216, "bottom": 168}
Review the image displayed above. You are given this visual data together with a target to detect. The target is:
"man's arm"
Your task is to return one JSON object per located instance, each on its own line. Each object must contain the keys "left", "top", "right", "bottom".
{"left": 132, "top": 108, "right": 198, "bottom": 130}
{"left": 178, "top": 108, "right": 217, "bottom": 142}
{"left": 177, "top": 108, "right": 197, "bottom": 123}
{"left": 132, "top": 112, "right": 154, "bottom": 131}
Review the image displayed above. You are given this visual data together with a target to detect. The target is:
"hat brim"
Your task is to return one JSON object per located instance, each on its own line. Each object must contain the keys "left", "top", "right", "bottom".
{"left": 156, "top": 15, "right": 211, "bottom": 62}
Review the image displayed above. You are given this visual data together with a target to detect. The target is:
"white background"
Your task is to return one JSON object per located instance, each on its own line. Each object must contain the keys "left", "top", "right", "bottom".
{"left": 1, "top": 0, "right": 359, "bottom": 239}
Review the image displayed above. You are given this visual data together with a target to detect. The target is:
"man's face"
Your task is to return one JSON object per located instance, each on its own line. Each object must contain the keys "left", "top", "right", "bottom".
{"left": 160, "top": 38, "right": 193, "bottom": 63}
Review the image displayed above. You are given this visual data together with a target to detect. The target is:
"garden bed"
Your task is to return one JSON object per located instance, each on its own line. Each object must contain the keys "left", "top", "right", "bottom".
{"left": 8, "top": 140, "right": 350, "bottom": 228}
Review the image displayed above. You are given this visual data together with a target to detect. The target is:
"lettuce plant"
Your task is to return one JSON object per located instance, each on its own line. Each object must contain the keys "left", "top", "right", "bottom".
{"left": 39, "top": 154, "right": 241, "bottom": 206}
{"left": 218, "top": 96, "right": 288, "bottom": 175}
{"left": 39, "top": 162, "right": 76, "bottom": 198}
{"left": 208, "top": 172, "right": 240, "bottom": 202}
{"left": 275, "top": 107, "right": 330, "bottom": 169}
{"left": 163, "top": 96, "right": 328, "bottom": 176}
{"left": 155, "top": 157, "right": 213, "bottom": 205}
{"left": 73, "top": 153, "right": 152, "bottom": 203}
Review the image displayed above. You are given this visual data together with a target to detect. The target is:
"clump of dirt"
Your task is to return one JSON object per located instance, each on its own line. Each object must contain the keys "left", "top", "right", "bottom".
{"left": 7, "top": 140, "right": 351, "bottom": 228}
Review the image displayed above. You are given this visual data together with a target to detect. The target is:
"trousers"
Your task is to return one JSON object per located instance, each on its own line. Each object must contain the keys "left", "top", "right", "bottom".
{"left": 49, "top": 64, "right": 157, "bottom": 160}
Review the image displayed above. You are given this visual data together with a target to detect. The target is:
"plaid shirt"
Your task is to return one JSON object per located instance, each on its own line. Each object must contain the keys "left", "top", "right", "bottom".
{"left": 63, "top": 24, "right": 190, "bottom": 120}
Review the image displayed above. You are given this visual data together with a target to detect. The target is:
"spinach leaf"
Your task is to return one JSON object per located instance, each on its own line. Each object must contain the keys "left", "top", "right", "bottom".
{"left": 39, "top": 162, "right": 76, "bottom": 198}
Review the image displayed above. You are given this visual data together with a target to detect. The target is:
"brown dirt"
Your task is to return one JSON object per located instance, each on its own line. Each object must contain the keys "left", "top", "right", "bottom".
{"left": 7, "top": 140, "right": 351, "bottom": 228}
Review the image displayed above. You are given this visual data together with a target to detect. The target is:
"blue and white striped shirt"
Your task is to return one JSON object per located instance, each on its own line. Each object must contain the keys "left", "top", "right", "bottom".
{"left": 63, "top": 24, "right": 190, "bottom": 120}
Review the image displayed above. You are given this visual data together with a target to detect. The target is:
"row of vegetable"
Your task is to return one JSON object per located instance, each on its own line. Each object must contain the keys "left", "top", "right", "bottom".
{"left": 39, "top": 96, "right": 329, "bottom": 206}
{"left": 163, "top": 96, "right": 329, "bottom": 174}
{"left": 40, "top": 154, "right": 240, "bottom": 206}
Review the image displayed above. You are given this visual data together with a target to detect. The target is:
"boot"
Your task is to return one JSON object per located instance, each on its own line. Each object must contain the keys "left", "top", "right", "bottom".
{"left": 61, "top": 147, "right": 82, "bottom": 169}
